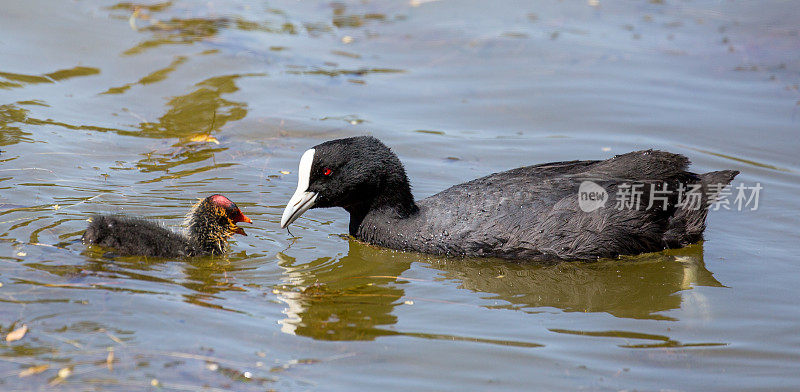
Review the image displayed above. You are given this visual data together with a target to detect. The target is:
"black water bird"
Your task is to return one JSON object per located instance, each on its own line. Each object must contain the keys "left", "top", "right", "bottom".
{"left": 280, "top": 136, "right": 738, "bottom": 261}
{"left": 83, "top": 194, "right": 251, "bottom": 258}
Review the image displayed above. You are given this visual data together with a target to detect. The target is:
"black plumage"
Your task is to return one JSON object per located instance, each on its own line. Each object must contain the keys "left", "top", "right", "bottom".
{"left": 281, "top": 136, "right": 739, "bottom": 261}
{"left": 83, "top": 194, "right": 251, "bottom": 258}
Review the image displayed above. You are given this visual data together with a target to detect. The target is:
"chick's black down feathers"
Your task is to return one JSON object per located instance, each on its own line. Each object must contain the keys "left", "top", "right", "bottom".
{"left": 83, "top": 215, "right": 191, "bottom": 258}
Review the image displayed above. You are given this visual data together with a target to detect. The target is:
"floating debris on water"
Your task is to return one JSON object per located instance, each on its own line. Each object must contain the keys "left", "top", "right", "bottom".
{"left": 49, "top": 367, "right": 72, "bottom": 385}
{"left": 189, "top": 135, "right": 220, "bottom": 144}
{"left": 18, "top": 364, "right": 49, "bottom": 378}
{"left": 106, "top": 348, "right": 114, "bottom": 371}
{"left": 6, "top": 324, "right": 28, "bottom": 342}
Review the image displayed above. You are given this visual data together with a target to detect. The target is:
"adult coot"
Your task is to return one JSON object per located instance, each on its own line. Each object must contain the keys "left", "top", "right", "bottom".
{"left": 83, "top": 194, "right": 251, "bottom": 257}
{"left": 280, "top": 136, "right": 738, "bottom": 261}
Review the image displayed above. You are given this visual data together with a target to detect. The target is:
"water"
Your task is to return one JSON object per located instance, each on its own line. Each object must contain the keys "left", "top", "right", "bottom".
{"left": 1, "top": 0, "right": 799, "bottom": 390}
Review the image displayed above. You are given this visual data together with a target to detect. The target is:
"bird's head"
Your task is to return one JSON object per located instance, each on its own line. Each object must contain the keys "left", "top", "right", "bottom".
{"left": 280, "top": 136, "right": 416, "bottom": 230}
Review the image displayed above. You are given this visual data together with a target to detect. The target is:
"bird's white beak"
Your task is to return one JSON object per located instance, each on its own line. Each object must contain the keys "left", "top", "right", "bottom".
{"left": 281, "top": 191, "right": 317, "bottom": 228}
{"left": 280, "top": 149, "right": 317, "bottom": 228}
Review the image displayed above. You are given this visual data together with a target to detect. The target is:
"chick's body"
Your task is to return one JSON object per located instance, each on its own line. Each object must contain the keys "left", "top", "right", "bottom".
{"left": 83, "top": 195, "right": 250, "bottom": 258}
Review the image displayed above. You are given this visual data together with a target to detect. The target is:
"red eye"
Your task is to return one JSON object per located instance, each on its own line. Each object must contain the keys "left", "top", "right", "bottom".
{"left": 322, "top": 168, "right": 332, "bottom": 176}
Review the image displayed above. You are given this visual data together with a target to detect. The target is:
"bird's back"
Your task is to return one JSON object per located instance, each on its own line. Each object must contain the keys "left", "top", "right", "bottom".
{"left": 83, "top": 215, "right": 190, "bottom": 258}
{"left": 358, "top": 150, "right": 738, "bottom": 260}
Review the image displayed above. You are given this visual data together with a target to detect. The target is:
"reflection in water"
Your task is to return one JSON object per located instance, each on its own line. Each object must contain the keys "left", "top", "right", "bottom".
{"left": 85, "top": 251, "right": 255, "bottom": 311}
{"left": 331, "top": 2, "right": 388, "bottom": 29}
{"left": 0, "top": 66, "right": 100, "bottom": 89}
{"left": 19, "top": 250, "right": 258, "bottom": 317}
{"left": 24, "top": 249, "right": 252, "bottom": 310}
{"left": 109, "top": 1, "right": 407, "bottom": 86}
{"left": 124, "top": 16, "right": 226, "bottom": 56}
{"left": 134, "top": 143, "right": 234, "bottom": 185}
{"left": 276, "top": 240, "right": 721, "bottom": 342}
{"left": 0, "top": 79, "right": 252, "bottom": 240}
{"left": 111, "top": 2, "right": 300, "bottom": 56}
{"left": 285, "top": 67, "right": 403, "bottom": 78}
{"left": 548, "top": 328, "right": 727, "bottom": 349}
{"left": 433, "top": 243, "right": 721, "bottom": 321}
{"left": 135, "top": 74, "right": 250, "bottom": 139}
{"left": 125, "top": 73, "right": 256, "bottom": 185}
{"left": 180, "top": 256, "right": 250, "bottom": 313}
{"left": 0, "top": 102, "right": 118, "bottom": 146}
{"left": 275, "top": 249, "right": 408, "bottom": 340}
{"left": 0, "top": 248, "right": 306, "bottom": 390}
{"left": 0, "top": 104, "right": 34, "bottom": 146}
{"left": 101, "top": 55, "right": 188, "bottom": 95}
{"left": 120, "top": 3, "right": 228, "bottom": 57}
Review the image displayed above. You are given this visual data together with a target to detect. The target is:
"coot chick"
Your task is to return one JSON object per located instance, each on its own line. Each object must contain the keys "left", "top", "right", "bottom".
{"left": 83, "top": 194, "right": 251, "bottom": 258}
{"left": 280, "top": 136, "right": 739, "bottom": 261}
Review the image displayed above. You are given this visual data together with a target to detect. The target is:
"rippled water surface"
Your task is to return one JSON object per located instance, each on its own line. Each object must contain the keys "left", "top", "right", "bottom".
{"left": 1, "top": 0, "right": 799, "bottom": 390}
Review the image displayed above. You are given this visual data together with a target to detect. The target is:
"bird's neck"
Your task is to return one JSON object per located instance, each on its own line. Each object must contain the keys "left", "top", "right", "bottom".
{"left": 188, "top": 224, "right": 227, "bottom": 255}
{"left": 345, "top": 178, "right": 418, "bottom": 236}
{"left": 185, "top": 202, "right": 228, "bottom": 255}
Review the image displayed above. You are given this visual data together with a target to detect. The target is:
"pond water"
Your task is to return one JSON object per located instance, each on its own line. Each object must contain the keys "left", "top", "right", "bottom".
{"left": 1, "top": 0, "right": 799, "bottom": 390}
